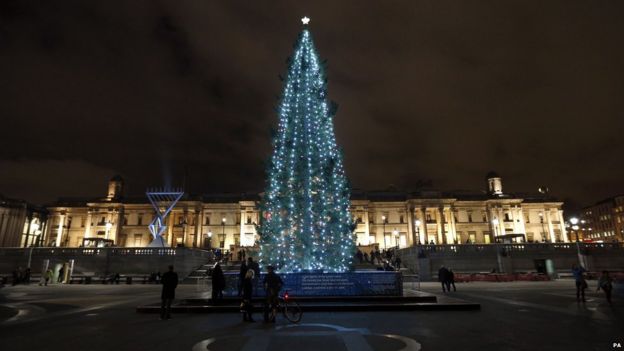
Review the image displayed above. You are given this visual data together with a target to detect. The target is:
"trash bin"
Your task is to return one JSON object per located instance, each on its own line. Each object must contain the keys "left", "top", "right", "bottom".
{"left": 126, "top": 276, "right": 132, "bottom": 285}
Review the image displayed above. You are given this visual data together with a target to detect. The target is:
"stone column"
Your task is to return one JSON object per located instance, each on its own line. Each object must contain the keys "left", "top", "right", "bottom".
{"left": 56, "top": 214, "right": 65, "bottom": 247}
{"left": 558, "top": 210, "right": 569, "bottom": 242}
{"left": 407, "top": 205, "right": 415, "bottom": 246}
{"left": 84, "top": 212, "right": 92, "bottom": 239}
{"left": 449, "top": 207, "right": 457, "bottom": 244}
{"left": 418, "top": 207, "right": 429, "bottom": 245}
{"left": 546, "top": 210, "right": 555, "bottom": 242}
{"left": 517, "top": 208, "right": 527, "bottom": 239}
{"left": 438, "top": 206, "right": 446, "bottom": 244}
{"left": 167, "top": 212, "right": 175, "bottom": 246}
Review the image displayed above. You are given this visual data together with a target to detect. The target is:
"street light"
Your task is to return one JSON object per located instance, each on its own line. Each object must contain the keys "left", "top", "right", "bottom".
{"left": 393, "top": 228, "right": 399, "bottom": 248}
{"left": 381, "top": 215, "right": 387, "bottom": 248}
{"left": 206, "top": 230, "right": 213, "bottom": 249}
{"left": 221, "top": 217, "right": 226, "bottom": 248}
{"left": 570, "top": 217, "right": 580, "bottom": 242}
{"left": 415, "top": 219, "right": 421, "bottom": 245}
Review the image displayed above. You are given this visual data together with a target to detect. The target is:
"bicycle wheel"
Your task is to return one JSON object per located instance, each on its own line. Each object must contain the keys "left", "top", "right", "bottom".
{"left": 282, "top": 300, "right": 302, "bottom": 323}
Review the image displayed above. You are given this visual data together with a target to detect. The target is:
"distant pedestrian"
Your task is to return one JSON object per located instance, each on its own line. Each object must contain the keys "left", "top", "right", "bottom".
{"left": 160, "top": 265, "right": 178, "bottom": 320}
{"left": 238, "top": 261, "right": 248, "bottom": 296}
{"left": 23, "top": 268, "right": 31, "bottom": 285}
{"left": 211, "top": 263, "right": 225, "bottom": 303}
{"left": 394, "top": 256, "right": 402, "bottom": 270}
{"left": 42, "top": 268, "right": 53, "bottom": 286}
{"left": 363, "top": 252, "right": 369, "bottom": 263}
{"left": 241, "top": 270, "right": 255, "bottom": 322}
{"left": 12, "top": 268, "right": 20, "bottom": 286}
{"left": 58, "top": 266, "right": 65, "bottom": 283}
{"left": 596, "top": 270, "right": 614, "bottom": 304}
{"left": 572, "top": 264, "right": 587, "bottom": 302}
{"left": 242, "top": 249, "right": 246, "bottom": 261}
{"left": 448, "top": 268, "right": 457, "bottom": 292}
{"left": 438, "top": 266, "right": 450, "bottom": 292}
{"left": 356, "top": 249, "right": 363, "bottom": 263}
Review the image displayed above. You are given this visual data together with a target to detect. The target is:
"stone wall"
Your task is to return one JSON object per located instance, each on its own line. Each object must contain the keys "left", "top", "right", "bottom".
{"left": 0, "top": 247, "right": 213, "bottom": 279}
{"left": 398, "top": 243, "right": 624, "bottom": 281}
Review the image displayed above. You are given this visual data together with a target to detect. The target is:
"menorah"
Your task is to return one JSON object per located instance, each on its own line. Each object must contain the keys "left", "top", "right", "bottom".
{"left": 146, "top": 187, "right": 184, "bottom": 247}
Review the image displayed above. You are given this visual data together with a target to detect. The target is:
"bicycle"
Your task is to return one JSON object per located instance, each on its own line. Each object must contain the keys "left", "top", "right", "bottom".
{"left": 267, "top": 290, "right": 302, "bottom": 323}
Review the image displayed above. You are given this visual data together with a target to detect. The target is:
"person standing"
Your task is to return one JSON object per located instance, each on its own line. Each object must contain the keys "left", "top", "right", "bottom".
{"left": 448, "top": 268, "right": 457, "bottom": 292}
{"left": 211, "top": 263, "right": 225, "bottom": 303}
{"left": 241, "top": 270, "right": 255, "bottom": 322}
{"left": 41, "top": 268, "right": 53, "bottom": 286}
{"left": 263, "top": 266, "right": 283, "bottom": 323}
{"left": 160, "top": 265, "right": 178, "bottom": 320}
{"left": 572, "top": 264, "right": 587, "bottom": 302}
{"left": 57, "top": 266, "right": 65, "bottom": 283}
{"left": 356, "top": 249, "right": 363, "bottom": 263}
{"left": 238, "top": 260, "right": 248, "bottom": 296}
{"left": 438, "top": 266, "right": 450, "bottom": 292}
{"left": 596, "top": 270, "right": 614, "bottom": 304}
{"left": 23, "top": 268, "right": 31, "bottom": 285}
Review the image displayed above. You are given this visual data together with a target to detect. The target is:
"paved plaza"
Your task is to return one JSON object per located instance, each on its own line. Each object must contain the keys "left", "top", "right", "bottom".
{"left": 0, "top": 280, "right": 621, "bottom": 351}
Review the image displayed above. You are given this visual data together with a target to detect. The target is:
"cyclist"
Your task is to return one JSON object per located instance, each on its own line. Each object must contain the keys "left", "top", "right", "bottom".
{"left": 263, "top": 265, "right": 283, "bottom": 323}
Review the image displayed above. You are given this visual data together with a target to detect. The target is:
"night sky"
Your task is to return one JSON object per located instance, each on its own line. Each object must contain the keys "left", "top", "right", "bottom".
{"left": 1, "top": 1, "right": 623, "bottom": 209}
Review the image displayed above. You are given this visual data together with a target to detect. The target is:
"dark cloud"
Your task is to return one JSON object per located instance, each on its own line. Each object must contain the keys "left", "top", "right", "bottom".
{"left": 1, "top": 0, "right": 623, "bottom": 207}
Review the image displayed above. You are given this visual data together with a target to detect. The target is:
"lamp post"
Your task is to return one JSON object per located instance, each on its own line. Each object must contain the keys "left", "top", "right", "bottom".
{"left": 393, "top": 229, "right": 399, "bottom": 248}
{"left": 415, "top": 219, "right": 421, "bottom": 245}
{"left": 569, "top": 217, "right": 583, "bottom": 267}
{"left": 206, "top": 230, "right": 213, "bottom": 249}
{"left": 381, "top": 215, "right": 387, "bottom": 249}
{"left": 221, "top": 217, "right": 226, "bottom": 249}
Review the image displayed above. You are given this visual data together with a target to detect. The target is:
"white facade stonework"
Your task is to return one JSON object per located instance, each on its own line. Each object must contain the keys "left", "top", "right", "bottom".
{"left": 42, "top": 174, "right": 568, "bottom": 249}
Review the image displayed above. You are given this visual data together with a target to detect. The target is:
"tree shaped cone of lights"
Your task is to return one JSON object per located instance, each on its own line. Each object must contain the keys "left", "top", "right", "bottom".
{"left": 258, "top": 18, "right": 355, "bottom": 273}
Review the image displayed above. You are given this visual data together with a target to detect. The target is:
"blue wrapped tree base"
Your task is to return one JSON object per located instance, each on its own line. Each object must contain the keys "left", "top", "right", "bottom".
{"left": 223, "top": 271, "right": 402, "bottom": 297}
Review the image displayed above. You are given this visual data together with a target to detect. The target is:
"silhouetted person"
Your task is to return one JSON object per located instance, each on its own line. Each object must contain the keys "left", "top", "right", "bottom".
{"left": 12, "top": 268, "right": 20, "bottom": 286}
{"left": 160, "top": 265, "right": 178, "bottom": 320}
{"left": 363, "top": 252, "right": 369, "bottom": 263}
{"left": 448, "top": 268, "right": 457, "bottom": 292}
{"left": 263, "top": 266, "right": 283, "bottom": 323}
{"left": 23, "top": 268, "right": 31, "bottom": 285}
{"left": 58, "top": 266, "right": 65, "bottom": 283}
{"left": 238, "top": 261, "right": 248, "bottom": 296}
{"left": 597, "top": 270, "right": 613, "bottom": 304}
{"left": 394, "top": 256, "right": 402, "bottom": 270}
{"left": 572, "top": 264, "right": 587, "bottom": 302}
{"left": 356, "top": 249, "right": 363, "bottom": 263}
{"left": 211, "top": 263, "right": 225, "bottom": 303}
{"left": 438, "top": 266, "right": 450, "bottom": 292}
{"left": 242, "top": 270, "right": 255, "bottom": 322}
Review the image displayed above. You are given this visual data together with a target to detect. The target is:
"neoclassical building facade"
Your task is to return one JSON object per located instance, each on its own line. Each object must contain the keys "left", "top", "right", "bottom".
{"left": 43, "top": 173, "right": 568, "bottom": 249}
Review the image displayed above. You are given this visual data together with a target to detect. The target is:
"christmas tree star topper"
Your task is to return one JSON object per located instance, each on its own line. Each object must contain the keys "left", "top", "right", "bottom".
{"left": 301, "top": 16, "right": 310, "bottom": 25}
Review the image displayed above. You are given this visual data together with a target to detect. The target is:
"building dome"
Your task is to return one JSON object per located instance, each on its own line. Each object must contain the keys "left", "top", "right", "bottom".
{"left": 485, "top": 171, "right": 500, "bottom": 180}
{"left": 485, "top": 171, "right": 503, "bottom": 196}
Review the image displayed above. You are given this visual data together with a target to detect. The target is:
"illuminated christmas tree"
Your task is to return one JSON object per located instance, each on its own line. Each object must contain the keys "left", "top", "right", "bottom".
{"left": 258, "top": 17, "right": 355, "bottom": 272}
